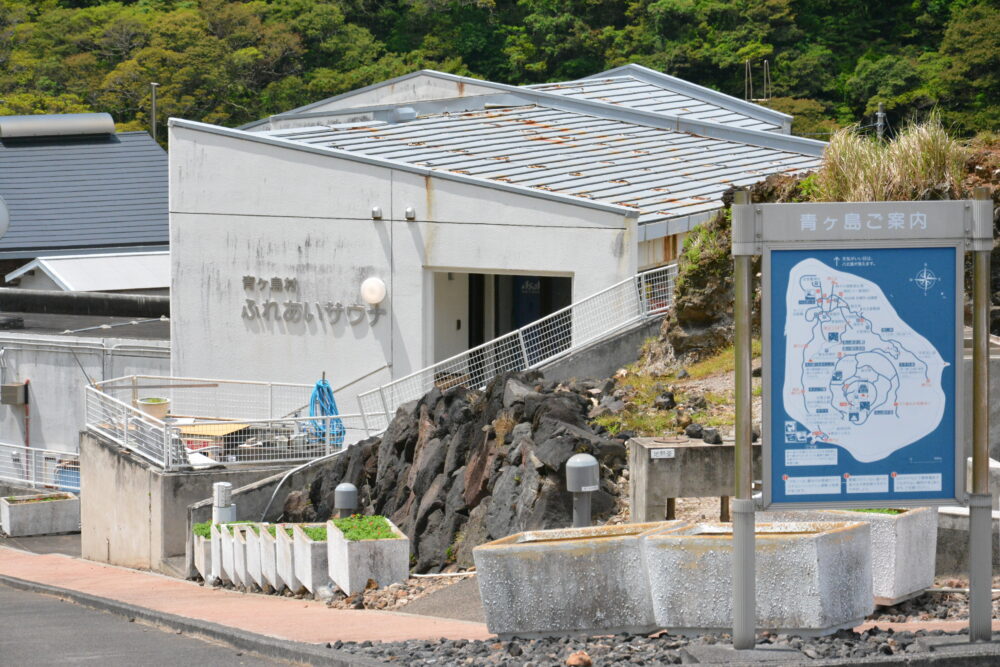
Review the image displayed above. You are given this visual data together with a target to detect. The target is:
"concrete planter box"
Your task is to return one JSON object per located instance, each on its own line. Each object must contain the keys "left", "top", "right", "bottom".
{"left": 259, "top": 525, "right": 284, "bottom": 593}
{"left": 232, "top": 526, "right": 249, "bottom": 589}
{"left": 327, "top": 518, "right": 409, "bottom": 595}
{"left": 760, "top": 508, "right": 938, "bottom": 606}
{"left": 210, "top": 523, "right": 224, "bottom": 583}
{"left": 217, "top": 523, "right": 238, "bottom": 586}
{"left": 244, "top": 525, "right": 264, "bottom": 590}
{"left": 193, "top": 534, "right": 212, "bottom": 582}
{"left": 276, "top": 525, "right": 303, "bottom": 594}
{"left": 0, "top": 493, "right": 79, "bottom": 537}
{"left": 293, "top": 524, "right": 330, "bottom": 595}
{"left": 644, "top": 522, "right": 873, "bottom": 636}
{"left": 474, "top": 521, "right": 687, "bottom": 637}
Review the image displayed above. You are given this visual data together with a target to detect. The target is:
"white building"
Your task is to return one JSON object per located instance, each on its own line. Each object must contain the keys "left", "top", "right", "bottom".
{"left": 168, "top": 65, "right": 822, "bottom": 416}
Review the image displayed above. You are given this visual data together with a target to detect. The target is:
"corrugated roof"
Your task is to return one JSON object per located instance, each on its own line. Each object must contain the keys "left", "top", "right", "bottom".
{"left": 529, "top": 76, "right": 781, "bottom": 132}
{"left": 5, "top": 251, "right": 169, "bottom": 292}
{"left": 266, "top": 105, "right": 819, "bottom": 225}
{"left": 0, "top": 131, "right": 168, "bottom": 257}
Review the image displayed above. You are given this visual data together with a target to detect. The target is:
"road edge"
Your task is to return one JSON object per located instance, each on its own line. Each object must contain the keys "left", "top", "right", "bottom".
{"left": 0, "top": 574, "right": 384, "bottom": 666}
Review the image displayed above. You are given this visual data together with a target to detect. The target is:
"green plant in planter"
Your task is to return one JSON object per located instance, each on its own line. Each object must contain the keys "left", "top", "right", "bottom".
{"left": 849, "top": 508, "right": 904, "bottom": 515}
{"left": 139, "top": 397, "right": 169, "bottom": 404}
{"left": 192, "top": 521, "right": 212, "bottom": 539}
{"left": 332, "top": 514, "right": 396, "bottom": 541}
{"left": 302, "top": 526, "right": 327, "bottom": 541}
{"left": 9, "top": 494, "right": 71, "bottom": 504}
{"left": 225, "top": 520, "right": 253, "bottom": 534}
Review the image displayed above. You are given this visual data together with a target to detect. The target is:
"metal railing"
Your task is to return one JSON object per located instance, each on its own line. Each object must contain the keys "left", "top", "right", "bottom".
{"left": 0, "top": 442, "right": 80, "bottom": 493}
{"left": 358, "top": 263, "right": 677, "bottom": 432}
{"left": 85, "top": 376, "right": 374, "bottom": 471}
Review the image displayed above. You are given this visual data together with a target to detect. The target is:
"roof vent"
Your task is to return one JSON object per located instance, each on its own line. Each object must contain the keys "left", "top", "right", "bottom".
{"left": 0, "top": 113, "right": 115, "bottom": 139}
{"left": 391, "top": 107, "right": 417, "bottom": 123}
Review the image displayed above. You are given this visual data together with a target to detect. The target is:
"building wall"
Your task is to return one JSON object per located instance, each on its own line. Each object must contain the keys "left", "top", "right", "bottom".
{"left": 10, "top": 272, "right": 60, "bottom": 291}
{"left": 169, "top": 124, "right": 635, "bottom": 413}
{"left": 433, "top": 272, "right": 469, "bottom": 363}
{"left": 0, "top": 334, "right": 170, "bottom": 453}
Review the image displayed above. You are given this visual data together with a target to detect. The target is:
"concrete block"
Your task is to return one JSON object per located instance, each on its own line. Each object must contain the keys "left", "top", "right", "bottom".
{"left": 276, "top": 525, "right": 303, "bottom": 594}
{"left": 644, "top": 522, "right": 873, "bottom": 636}
{"left": 232, "top": 526, "right": 248, "bottom": 588}
{"left": 293, "top": 524, "right": 329, "bottom": 595}
{"left": 327, "top": 518, "right": 409, "bottom": 596}
{"left": 628, "top": 437, "right": 761, "bottom": 523}
{"left": 244, "top": 525, "right": 264, "bottom": 590}
{"left": 259, "top": 525, "right": 284, "bottom": 593}
{"left": 760, "top": 508, "right": 937, "bottom": 606}
{"left": 936, "top": 507, "right": 1000, "bottom": 575}
{"left": 0, "top": 493, "right": 79, "bottom": 537}
{"left": 193, "top": 534, "right": 211, "bottom": 582}
{"left": 473, "top": 521, "right": 686, "bottom": 637}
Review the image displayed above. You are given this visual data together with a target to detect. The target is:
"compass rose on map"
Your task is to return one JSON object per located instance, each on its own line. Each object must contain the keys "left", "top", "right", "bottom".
{"left": 910, "top": 263, "right": 939, "bottom": 294}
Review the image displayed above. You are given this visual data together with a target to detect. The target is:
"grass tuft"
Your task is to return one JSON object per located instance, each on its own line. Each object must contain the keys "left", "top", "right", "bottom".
{"left": 814, "top": 114, "right": 967, "bottom": 202}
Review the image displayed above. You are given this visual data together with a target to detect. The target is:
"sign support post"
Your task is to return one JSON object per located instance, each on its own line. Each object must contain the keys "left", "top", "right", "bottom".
{"left": 969, "top": 186, "right": 993, "bottom": 643}
{"left": 732, "top": 188, "right": 756, "bottom": 649}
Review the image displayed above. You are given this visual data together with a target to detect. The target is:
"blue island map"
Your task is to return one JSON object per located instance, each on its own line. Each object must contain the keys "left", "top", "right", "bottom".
{"left": 770, "top": 247, "right": 956, "bottom": 503}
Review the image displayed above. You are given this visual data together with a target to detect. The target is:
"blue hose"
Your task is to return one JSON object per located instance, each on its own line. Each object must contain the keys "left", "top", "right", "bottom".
{"left": 309, "top": 378, "right": 345, "bottom": 446}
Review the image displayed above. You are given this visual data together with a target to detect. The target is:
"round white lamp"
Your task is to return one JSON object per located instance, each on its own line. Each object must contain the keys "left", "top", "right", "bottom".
{"left": 360, "top": 276, "right": 387, "bottom": 305}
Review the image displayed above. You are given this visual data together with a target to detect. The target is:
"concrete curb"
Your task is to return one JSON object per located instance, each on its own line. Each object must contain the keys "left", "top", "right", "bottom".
{"left": 0, "top": 574, "right": 385, "bottom": 666}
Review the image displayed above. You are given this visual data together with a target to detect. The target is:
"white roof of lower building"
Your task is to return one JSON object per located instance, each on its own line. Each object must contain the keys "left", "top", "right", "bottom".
{"left": 5, "top": 251, "right": 169, "bottom": 291}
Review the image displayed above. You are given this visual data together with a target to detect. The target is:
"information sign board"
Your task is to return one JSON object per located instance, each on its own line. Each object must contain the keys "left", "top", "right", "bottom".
{"left": 752, "top": 202, "right": 968, "bottom": 508}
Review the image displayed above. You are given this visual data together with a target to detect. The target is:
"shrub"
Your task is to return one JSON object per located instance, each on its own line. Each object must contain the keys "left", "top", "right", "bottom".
{"left": 192, "top": 521, "right": 212, "bottom": 538}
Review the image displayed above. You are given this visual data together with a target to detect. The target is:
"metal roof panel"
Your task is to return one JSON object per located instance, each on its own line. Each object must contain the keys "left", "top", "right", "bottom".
{"left": 266, "top": 104, "right": 820, "bottom": 226}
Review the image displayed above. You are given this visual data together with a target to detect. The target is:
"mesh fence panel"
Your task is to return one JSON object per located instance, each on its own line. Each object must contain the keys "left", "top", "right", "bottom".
{"left": 0, "top": 443, "right": 80, "bottom": 492}
{"left": 86, "top": 381, "right": 363, "bottom": 470}
{"left": 358, "top": 263, "right": 676, "bottom": 432}
{"left": 85, "top": 386, "right": 167, "bottom": 467}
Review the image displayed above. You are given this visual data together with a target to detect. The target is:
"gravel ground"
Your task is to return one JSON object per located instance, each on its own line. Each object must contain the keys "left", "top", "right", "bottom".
{"left": 333, "top": 627, "right": 964, "bottom": 665}
{"left": 870, "top": 576, "right": 1000, "bottom": 623}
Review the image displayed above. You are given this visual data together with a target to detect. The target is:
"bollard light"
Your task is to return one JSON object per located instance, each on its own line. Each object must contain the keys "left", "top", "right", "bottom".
{"left": 334, "top": 482, "right": 358, "bottom": 519}
{"left": 566, "top": 453, "right": 599, "bottom": 528}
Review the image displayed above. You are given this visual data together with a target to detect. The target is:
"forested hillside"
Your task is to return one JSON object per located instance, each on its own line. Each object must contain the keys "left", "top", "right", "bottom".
{"left": 1, "top": 0, "right": 996, "bottom": 138}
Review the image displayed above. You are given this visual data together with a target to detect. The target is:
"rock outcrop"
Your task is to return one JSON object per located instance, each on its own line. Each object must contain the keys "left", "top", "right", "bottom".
{"left": 284, "top": 371, "right": 628, "bottom": 572}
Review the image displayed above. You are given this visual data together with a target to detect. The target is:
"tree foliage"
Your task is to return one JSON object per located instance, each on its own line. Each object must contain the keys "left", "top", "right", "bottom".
{"left": 0, "top": 0, "right": 995, "bottom": 139}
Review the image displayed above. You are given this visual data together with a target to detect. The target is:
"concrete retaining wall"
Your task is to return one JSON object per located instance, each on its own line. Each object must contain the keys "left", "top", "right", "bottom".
{"left": 80, "top": 431, "right": 286, "bottom": 574}
{"left": 539, "top": 316, "right": 664, "bottom": 384}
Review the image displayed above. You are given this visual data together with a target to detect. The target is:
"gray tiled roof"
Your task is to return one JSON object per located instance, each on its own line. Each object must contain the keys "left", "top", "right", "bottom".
{"left": 267, "top": 104, "right": 819, "bottom": 225}
{"left": 0, "top": 131, "right": 168, "bottom": 258}
{"left": 528, "top": 76, "right": 782, "bottom": 132}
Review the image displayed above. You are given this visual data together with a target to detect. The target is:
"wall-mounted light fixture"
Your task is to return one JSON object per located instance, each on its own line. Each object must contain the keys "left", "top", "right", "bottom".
{"left": 360, "top": 277, "right": 386, "bottom": 305}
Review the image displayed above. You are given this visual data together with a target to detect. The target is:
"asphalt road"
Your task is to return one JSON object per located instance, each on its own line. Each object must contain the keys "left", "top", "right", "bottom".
{"left": 0, "top": 583, "right": 289, "bottom": 666}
